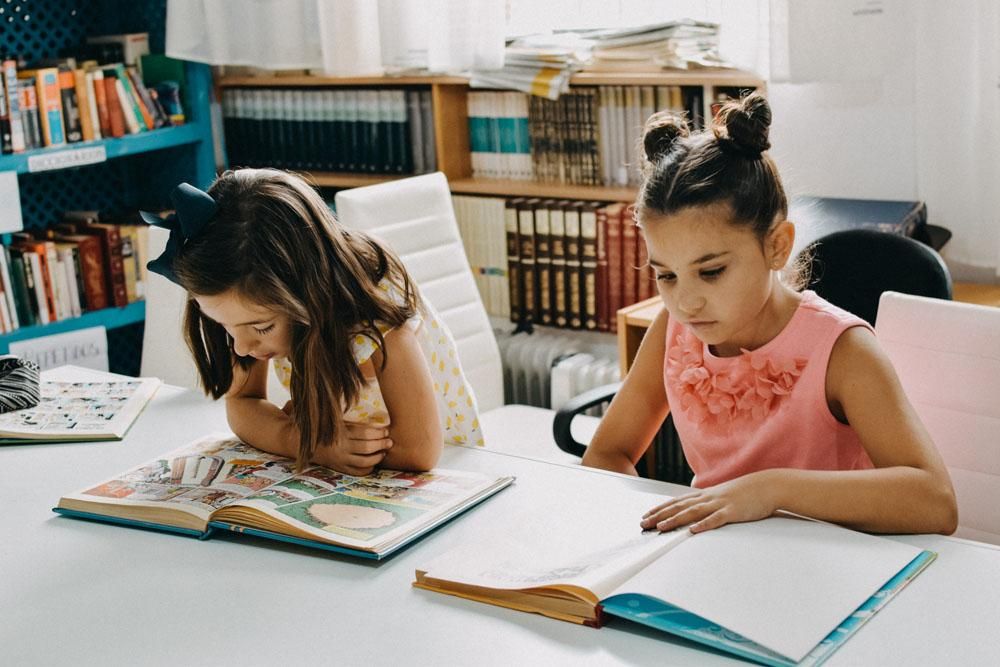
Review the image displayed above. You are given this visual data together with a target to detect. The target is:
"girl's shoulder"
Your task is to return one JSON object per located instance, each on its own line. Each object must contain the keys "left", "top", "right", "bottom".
{"left": 798, "top": 291, "right": 872, "bottom": 332}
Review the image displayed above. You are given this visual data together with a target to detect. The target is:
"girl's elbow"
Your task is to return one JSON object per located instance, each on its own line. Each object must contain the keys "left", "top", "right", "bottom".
{"left": 926, "top": 473, "right": 959, "bottom": 535}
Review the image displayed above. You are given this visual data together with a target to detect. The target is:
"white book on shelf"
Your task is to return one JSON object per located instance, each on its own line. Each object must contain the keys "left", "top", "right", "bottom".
{"left": 56, "top": 247, "right": 83, "bottom": 318}
{"left": 46, "top": 247, "right": 68, "bottom": 322}
{"left": 84, "top": 71, "right": 102, "bottom": 140}
{"left": 0, "top": 246, "right": 21, "bottom": 330}
{"left": 612, "top": 86, "right": 628, "bottom": 186}
{"left": 514, "top": 92, "right": 532, "bottom": 180}
{"left": 0, "top": 288, "right": 11, "bottom": 333}
{"left": 114, "top": 78, "right": 141, "bottom": 134}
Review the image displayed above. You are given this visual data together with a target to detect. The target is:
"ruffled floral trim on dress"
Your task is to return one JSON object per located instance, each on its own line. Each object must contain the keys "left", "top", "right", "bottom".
{"left": 667, "top": 332, "right": 807, "bottom": 428}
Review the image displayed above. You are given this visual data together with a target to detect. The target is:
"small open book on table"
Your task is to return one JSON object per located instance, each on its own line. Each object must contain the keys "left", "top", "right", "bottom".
{"left": 0, "top": 366, "right": 160, "bottom": 444}
{"left": 415, "top": 491, "right": 934, "bottom": 666}
{"left": 55, "top": 434, "right": 514, "bottom": 559}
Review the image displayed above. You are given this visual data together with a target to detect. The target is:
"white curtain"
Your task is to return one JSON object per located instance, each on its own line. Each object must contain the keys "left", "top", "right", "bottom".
{"left": 165, "top": 0, "right": 505, "bottom": 75}
{"left": 769, "top": 0, "right": 1000, "bottom": 278}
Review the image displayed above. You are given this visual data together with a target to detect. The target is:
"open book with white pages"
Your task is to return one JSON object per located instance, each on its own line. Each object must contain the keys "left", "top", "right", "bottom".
{"left": 0, "top": 365, "right": 160, "bottom": 444}
{"left": 56, "top": 434, "right": 514, "bottom": 560}
{"left": 415, "top": 489, "right": 934, "bottom": 666}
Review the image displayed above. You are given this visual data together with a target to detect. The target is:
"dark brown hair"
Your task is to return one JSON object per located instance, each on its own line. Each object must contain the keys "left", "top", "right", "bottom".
{"left": 637, "top": 92, "right": 788, "bottom": 243}
{"left": 173, "top": 168, "right": 417, "bottom": 469}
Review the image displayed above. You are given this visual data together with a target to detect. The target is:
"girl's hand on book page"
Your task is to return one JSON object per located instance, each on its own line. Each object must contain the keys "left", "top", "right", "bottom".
{"left": 317, "top": 423, "right": 393, "bottom": 476}
{"left": 639, "top": 472, "right": 777, "bottom": 534}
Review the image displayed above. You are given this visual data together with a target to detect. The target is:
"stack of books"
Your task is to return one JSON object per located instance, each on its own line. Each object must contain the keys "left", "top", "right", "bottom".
{"left": 0, "top": 211, "right": 149, "bottom": 332}
{"left": 584, "top": 20, "right": 731, "bottom": 72}
{"left": 469, "top": 33, "right": 589, "bottom": 101}
{"left": 0, "top": 44, "right": 177, "bottom": 155}
{"left": 221, "top": 87, "right": 436, "bottom": 175}
{"left": 453, "top": 195, "right": 657, "bottom": 332}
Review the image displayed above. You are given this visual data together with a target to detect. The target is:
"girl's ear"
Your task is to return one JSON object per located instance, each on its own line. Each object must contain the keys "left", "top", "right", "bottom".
{"left": 766, "top": 220, "right": 796, "bottom": 269}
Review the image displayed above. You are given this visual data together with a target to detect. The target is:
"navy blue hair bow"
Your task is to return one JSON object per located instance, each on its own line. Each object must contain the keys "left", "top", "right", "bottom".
{"left": 140, "top": 183, "right": 217, "bottom": 285}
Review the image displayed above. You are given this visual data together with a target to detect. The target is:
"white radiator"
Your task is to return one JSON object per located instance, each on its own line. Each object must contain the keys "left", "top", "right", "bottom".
{"left": 493, "top": 318, "right": 620, "bottom": 413}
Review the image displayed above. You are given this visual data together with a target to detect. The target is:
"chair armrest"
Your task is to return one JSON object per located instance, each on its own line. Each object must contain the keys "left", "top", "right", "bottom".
{"left": 552, "top": 381, "right": 621, "bottom": 457}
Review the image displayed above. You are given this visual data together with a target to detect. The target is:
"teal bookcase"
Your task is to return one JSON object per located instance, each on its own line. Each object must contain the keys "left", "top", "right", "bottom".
{"left": 0, "top": 0, "right": 215, "bottom": 373}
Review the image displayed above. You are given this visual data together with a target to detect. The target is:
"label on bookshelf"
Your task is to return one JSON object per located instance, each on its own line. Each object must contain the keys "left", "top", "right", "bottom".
{"left": 9, "top": 325, "right": 109, "bottom": 372}
{"left": 27, "top": 146, "right": 108, "bottom": 173}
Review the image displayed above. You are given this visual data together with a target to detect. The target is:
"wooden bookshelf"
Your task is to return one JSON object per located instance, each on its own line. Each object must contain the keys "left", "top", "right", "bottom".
{"left": 218, "top": 74, "right": 469, "bottom": 87}
{"left": 217, "top": 68, "right": 765, "bottom": 194}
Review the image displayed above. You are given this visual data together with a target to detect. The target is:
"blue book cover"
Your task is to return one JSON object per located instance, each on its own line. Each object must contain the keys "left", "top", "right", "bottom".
{"left": 601, "top": 550, "right": 936, "bottom": 666}
{"left": 54, "top": 434, "right": 514, "bottom": 559}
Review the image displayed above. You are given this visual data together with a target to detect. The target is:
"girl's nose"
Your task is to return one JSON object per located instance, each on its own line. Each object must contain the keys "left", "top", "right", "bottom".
{"left": 677, "top": 289, "right": 706, "bottom": 316}
{"left": 232, "top": 336, "right": 255, "bottom": 358}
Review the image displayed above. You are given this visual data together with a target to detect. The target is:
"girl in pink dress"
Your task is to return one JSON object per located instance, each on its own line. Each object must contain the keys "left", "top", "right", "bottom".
{"left": 582, "top": 94, "right": 957, "bottom": 536}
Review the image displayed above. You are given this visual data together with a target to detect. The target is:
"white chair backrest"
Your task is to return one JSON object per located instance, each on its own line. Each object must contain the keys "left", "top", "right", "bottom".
{"left": 140, "top": 226, "right": 291, "bottom": 405}
{"left": 141, "top": 227, "right": 200, "bottom": 389}
{"left": 875, "top": 291, "right": 1000, "bottom": 545}
{"left": 334, "top": 172, "right": 504, "bottom": 412}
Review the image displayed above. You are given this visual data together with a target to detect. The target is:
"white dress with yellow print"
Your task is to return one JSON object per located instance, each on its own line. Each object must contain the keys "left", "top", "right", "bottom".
{"left": 272, "top": 280, "right": 484, "bottom": 447}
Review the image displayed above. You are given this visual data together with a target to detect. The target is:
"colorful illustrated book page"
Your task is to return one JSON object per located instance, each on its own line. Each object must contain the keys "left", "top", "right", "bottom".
{"left": 0, "top": 377, "right": 160, "bottom": 443}
{"left": 56, "top": 435, "right": 514, "bottom": 559}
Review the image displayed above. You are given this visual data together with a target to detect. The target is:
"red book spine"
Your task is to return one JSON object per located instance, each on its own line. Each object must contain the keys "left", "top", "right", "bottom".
{"left": 604, "top": 203, "right": 624, "bottom": 334}
{"left": 621, "top": 206, "right": 639, "bottom": 309}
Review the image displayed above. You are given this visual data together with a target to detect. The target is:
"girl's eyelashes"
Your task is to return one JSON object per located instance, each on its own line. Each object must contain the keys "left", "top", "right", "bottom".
{"left": 655, "top": 267, "right": 726, "bottom": 283}
{"left": 700, "top": 266, "right": 726, "bottom": 280}
{"left": 253, "top": 323, "right": 275, "bottom": 335}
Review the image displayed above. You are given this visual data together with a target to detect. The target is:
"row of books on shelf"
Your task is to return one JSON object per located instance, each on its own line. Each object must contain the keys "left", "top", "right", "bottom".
{"left": 0, "top": 47, "right": 182, "bottom": 154}
{"left": 0, "top": 212, "right": 149, "bottom": 334}
{"left": 453, "top": 195, "right": 655, "bottom": 333}
{"left": 221, "top": 87, "right": 437, "bottom": 175}
{"left": 469, "top": 85, "right": 755, "bottom": 187}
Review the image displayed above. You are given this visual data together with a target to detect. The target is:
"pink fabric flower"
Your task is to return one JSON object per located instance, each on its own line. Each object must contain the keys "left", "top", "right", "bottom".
{"left": 667, "top": 332, "right": 807, "bottom": 429}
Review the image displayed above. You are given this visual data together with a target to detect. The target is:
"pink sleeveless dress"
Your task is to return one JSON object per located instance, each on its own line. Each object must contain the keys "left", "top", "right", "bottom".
{"left": 664, "top": 291, "right": 875, "bottom": 488}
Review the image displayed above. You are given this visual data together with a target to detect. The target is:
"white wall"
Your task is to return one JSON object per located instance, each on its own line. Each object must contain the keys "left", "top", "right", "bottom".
{"left": 767, "top": 0, "right": 1000, "bottom": 281}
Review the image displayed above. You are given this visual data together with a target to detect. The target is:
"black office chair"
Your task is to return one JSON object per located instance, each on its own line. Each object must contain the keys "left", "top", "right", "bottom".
{"left": 553, "top": 228, "right": 953, "bottom": 484}
{"left": 802, "top": 228, "right": 953, "bottom": 325}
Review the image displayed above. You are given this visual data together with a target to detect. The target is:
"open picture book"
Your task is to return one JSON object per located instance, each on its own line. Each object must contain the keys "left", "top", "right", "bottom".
{"left": 0, "top": 372, "right": 160, "bottom": 444}
{"left": 56, "top": 434, "right": 515, "bottom": 559}
{"left": 415, "top": 491, "right": 934, "bottom": 666}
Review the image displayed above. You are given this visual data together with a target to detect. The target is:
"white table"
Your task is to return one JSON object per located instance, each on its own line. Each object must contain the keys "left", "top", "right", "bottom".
{"left": 2, "top": 383, "right": 999, "bottom": 666}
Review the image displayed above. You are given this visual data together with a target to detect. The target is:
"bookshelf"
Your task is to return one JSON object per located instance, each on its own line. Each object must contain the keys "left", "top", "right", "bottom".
{"left": 218, "top": 68, "right": 763, "bottom": 338}
{"left": 0, "top": 0, "right": 215, "bottom": 373}
{"left": 217, "top": 68, "right": 764, "bottom": 201}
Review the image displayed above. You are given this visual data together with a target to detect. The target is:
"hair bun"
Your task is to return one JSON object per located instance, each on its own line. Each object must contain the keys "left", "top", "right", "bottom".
{"left": 714, "top": 93, "right": 771, "bottom": 158}
{"left": 641, "top": 111, "right": 690, "bottom": 165}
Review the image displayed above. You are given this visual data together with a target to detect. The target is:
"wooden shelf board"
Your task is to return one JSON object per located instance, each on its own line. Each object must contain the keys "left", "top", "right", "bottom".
{"left": 449, "top": 178, "right": 637, "bottom": 202}
{"left": 305, "top": 173, "right": 408, "bottom": 189}
{"left": 571, "top": 69, "right": 764, "bottom": 87}
{"left": 219, "top": 75, "right": 468, "bottom": 88}
{"left": 302, "top": 173, "right": 640, "bottom": 201}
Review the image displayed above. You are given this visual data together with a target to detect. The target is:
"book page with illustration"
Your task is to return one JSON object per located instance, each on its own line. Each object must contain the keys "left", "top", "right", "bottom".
{"left": 58, "top": 435, "right": 514, "bottom": 552}
{"left": 0, "top": 376, "right": 160, "bottom": 442}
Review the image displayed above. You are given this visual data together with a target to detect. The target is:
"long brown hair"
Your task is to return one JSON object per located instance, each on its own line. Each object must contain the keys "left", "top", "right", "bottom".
{"left": 173, "top": 169, "right": 417, "bottom": 468}
{"left": 636, "top": 94, "right": 806, "bottom": 287}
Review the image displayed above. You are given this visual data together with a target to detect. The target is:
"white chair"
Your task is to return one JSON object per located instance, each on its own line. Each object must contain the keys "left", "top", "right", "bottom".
{"left": 334, "top": 172, "right": 595, "bottom": 463}
{"left": 875, "top": 291, "right": 1000, "bottom": 545}
{"left": 141, "top": 227, "right": 291, "bottom": 404}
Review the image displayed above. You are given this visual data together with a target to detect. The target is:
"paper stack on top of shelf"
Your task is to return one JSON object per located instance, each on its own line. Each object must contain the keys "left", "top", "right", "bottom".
{"left": 469, "top": 33, "right": 590, "bottom": 101}
{"left": 584, "top": 20, "right": 731, "bottom": 73}
{"left": 471, "top": 20, "right": 730, "bottom": 99}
